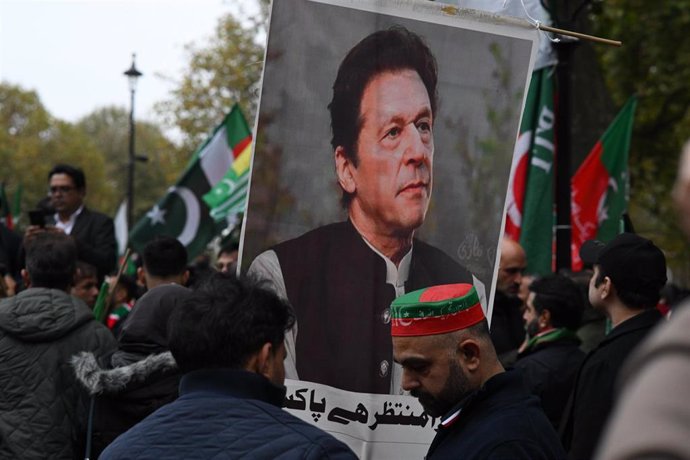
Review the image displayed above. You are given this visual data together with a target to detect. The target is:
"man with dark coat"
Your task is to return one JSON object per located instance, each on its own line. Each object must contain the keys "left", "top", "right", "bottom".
{"left": 515, "top": 275, "right": 585, "bottom": 430}
{"left": 391, "top": 283, "right": 565, "bottom": 459}
{"left": 0, "top": 232, "right": 116, "bottom": 459}
{"left": 72, "top": 236, "right": 191, "bottom": 457}
{"left": 25, "top": 164, "right": 116, "bottom": 281}
{"left": 560, "top": 233, "right": 666, "bottom": 460}
{"left": 100, "top": 273, "right": 356, "bottom": 460}
{"left": 249, "top": 26, "right": 476, "bottom": 395}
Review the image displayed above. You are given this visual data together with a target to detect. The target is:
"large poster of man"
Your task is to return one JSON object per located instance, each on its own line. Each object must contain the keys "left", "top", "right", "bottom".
{"left": 242, "top": 0, "right": 537, "bottom": 397}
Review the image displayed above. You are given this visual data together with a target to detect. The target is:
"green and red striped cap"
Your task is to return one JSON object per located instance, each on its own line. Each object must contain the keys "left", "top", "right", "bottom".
{"left": 390, "top": 284, "right": 485, "bottom": 337}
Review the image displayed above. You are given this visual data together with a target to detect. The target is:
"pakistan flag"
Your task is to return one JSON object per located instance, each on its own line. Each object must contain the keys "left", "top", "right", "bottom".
{"left": 129, "top": 105, "right": 251, "bottom": 259}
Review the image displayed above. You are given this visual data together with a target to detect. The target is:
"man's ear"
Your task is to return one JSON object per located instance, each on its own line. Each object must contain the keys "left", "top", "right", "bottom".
{"left": 540, "top": 309, "right": 551, "bottom": 328}
{"left": 21, "top": 269, "right": 30, "bottom": 289}
{"left": 601, "top": 276, "right": 614, "bottom": 300}
{"left": 254, "top": 342, "right": 274, "bottom": 379}
{"left": 457, "top": 338, "right": 481, "bottom": 372}
{"left": 181, "top": 269, "right": 190, "bottom": 286}
{"left": 335, "top": 146, "right": 356, "bottom": 194}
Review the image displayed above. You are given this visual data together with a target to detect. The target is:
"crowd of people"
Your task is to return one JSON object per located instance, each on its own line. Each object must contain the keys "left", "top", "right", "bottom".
{"left": 1, "top": 29, "right": 690, "bottom": 459}
{"left": 0, "top": 145, "right": 687, "bottom": 460}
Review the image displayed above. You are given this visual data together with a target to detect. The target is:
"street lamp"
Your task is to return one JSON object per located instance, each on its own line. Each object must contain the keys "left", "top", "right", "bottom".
{"left": 124, "top": 53, "right": 143, "bottom": 231}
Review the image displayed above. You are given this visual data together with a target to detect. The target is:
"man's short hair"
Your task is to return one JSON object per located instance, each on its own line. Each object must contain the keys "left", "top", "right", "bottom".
{"left": 142, "top": 236, "right": 188, "bottom": 278}
{"left": 48, "top": 164, "right": 86, "bottom": 190}
{"left": 168, "top": 273, "right": 296, "bottom": 374}
{"left": 25, "top": 232, "right": 77, "bottom": 290}
{"left": 218, "top": 242, "right": 239, "bottom": 258}
{"left": 75, "top": 261, "right": 97, "bottom": 281}
{"left": 329, "top": 25, "right": 438, "bottom": 206}
{"left": 529, "top": 275, "right": 583, "bottom": 330}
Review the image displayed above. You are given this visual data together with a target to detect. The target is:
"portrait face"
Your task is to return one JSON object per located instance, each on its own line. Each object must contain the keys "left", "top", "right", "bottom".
{"left": 49, "top": 173, "right": 84, "bottom": 216}
{"left": 71, "top": 275, "right": 99, "bottom": 308}
{"left": 339, "top": 69, "right": 433, "bottom": 236}
{"left": 393, "top": 334, "right": 471, "bottom": 417}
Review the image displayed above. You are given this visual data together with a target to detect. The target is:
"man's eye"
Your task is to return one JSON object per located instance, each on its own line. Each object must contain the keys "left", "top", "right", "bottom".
{"left": 417, "top": 122, "right": 431, "bottom": 132}
{"left": 386, "top": 127, "right": 401, "bottom": 138}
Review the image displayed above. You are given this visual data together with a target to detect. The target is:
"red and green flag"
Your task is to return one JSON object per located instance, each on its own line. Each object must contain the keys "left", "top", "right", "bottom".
{"left": 571, "top": 96, "right": 637, "bottom": 270}
{"left": 202, "top": 107, "right": 252, "bottom": 222}
{"left": 505, "top": 67, "right": 556, "bottom": 275}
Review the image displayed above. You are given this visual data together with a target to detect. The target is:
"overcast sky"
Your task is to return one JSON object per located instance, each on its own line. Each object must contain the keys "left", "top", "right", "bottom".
{"left": 0, "top": 0, "right": 258, "bottom": 127}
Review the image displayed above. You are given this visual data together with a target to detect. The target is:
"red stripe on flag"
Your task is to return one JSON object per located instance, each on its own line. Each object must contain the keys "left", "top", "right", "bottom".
{"left": 232, "top": 136, "right": 252, "bottom": 159}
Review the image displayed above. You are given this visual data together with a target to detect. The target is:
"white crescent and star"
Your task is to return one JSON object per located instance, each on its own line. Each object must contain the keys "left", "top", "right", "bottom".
{"left": 146, "top": 186, "right": 200, "bottom": 246}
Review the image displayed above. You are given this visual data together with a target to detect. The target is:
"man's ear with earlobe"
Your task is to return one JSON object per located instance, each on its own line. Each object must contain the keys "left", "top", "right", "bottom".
{"left": 457, "top": 338, "right": 481, "bottom": 372}
{"left": 335, "top": 146, "right": 356, "bottom": 194}
{"left": 540, "top": 309, "right": 552, "bottom": 328}
{"left": 256, "top": 342, "right": 276, "bottom": 379}
{"left": 136, "top": 266, "right": 146, "bottom": 287}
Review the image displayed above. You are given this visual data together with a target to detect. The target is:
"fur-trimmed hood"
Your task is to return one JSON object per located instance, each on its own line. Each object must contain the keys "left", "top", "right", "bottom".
{"left": 72, "top": 351, "right": 177, "bottom": 395}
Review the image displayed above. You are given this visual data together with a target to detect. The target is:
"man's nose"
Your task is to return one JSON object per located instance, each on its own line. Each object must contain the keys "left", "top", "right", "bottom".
{"left": 401, "top": 369, "right": 420, "bottom": 392}
{"left": 402, "top": 125, "right": 431, "bottom": 164}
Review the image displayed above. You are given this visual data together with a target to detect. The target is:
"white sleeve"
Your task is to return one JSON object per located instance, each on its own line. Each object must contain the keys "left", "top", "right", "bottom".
{"left": 248, "top": 250, "right": 299, "bottom": 380}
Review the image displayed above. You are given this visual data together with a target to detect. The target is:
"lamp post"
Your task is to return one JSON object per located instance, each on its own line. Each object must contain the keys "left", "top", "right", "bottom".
{"left": 124, "top": 53, "right": 142, "bottom": 231}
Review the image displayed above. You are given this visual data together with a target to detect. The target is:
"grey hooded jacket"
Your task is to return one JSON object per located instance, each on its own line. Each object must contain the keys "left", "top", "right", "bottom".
{"left": 0, "top": 288, "right": 117, "bottom": 460}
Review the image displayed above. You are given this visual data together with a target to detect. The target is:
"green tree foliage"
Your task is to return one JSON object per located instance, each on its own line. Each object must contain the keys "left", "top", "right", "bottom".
{"left": 0, "top": 83, "right": 110, "bottom": 223}
{"left": 155, "top": 11, "right": 265, "bottom": 152}
{"left": 77, "top": 107, "right": 185, "bottom": 221}
{"left": 589, "top": 0, "right": 690, "bottom": 282}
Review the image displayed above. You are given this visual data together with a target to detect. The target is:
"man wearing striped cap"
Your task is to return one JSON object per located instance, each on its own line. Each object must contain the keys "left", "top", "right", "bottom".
{"left": 391, "top": 283, "right": 565, "bottom": 459}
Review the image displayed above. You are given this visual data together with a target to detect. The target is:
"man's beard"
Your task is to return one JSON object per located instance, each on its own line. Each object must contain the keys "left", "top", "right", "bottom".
{"left": 525, "top": 318, "right": 540, "bottom": 339}
{"left": 411, "top": 360, "right": 471, "bottom": 417}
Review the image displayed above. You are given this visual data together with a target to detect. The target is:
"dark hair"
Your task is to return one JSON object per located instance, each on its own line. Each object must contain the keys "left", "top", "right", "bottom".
{"left": 168, "top": 273, "right": 295, "bottom": 374}
{"left": 594, "top": 266, "right": 660, "bottom": 309}
{"left": 142, "top": 236, "right": 188, "bottom": 278}
{"left": 75, "top": 261, "right": 97, "bottom": 281}
{"left": 218, "top": 242, "right": 239, "bottom": 258}
{"left": 529, "top": 275, "right": 584, "bottom": 330}
{"left": 117, "top": 274, "right": 138, "bottom": 301}
{"left": 328, "top": 26, "right": 438, "bottom": 207}
{"left": 48, "top": 164, "right": 86, "bottom": 190}
{"left": 25, "top": 232, "right": 77, "bottom": 290}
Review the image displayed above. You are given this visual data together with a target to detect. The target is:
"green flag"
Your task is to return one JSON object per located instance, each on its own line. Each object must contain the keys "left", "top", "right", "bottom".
{"left": 128, "top": 106, "right": 247, "bottom": 259}
{"left": 505, "top": 67, "right": 556, "bottom": 275}
{"left": 202, "top": 107, "right": 252, "bottom": 222}
{"left": 571, "top": 97, "right": 637, "bottom": 270}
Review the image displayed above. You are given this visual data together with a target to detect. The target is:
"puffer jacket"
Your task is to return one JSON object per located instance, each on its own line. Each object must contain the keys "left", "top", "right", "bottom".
{"left": 0, "top": 288, "right": 117, "bottom": 460}
{"left": 72, "top": 351, "right": 179, "bottom": 458}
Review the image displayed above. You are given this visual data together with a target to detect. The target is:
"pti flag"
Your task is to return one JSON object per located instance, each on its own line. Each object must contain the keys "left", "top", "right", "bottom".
{"left": 505, "top": 67, "right": 556, "bottom": 275}
{"left": 571, "top": 97, "right": 637, "bottom": 270}
{"left": 202, "top": 106, "right": 252, "bottom": 221}
{"left": 128, "top": 105, "right": 248, "bottom": 259}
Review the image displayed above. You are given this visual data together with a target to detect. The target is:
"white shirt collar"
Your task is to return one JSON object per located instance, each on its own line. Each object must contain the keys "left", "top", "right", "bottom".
{"left": 54, "top": 204, "right": 84, "bottom": 235}
{"left": 358, "top": 233, "right": 412, "bottom": 296}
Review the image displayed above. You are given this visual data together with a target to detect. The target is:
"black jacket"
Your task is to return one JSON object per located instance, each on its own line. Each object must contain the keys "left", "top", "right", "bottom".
{"left": 427, "top": 370, "right": 566, "bottom": 459}
{"left": 100, "top": 369, "right": 357, "bottom": 460}
{"left": 560, "top": 309, "right": 662, "bottom": 460}
{"left": 68, "top": 207, "right": 117, "bottom": 280}
{"left": 273, "top": 220, "right": 473, "bottom": 393}
{"left": 515, "top": 337, "right": 585, "bottom": 430}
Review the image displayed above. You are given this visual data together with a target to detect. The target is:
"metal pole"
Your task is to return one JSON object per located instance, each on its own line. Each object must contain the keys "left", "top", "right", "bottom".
{"left": 127, "top": 86, "right": 136, "bottom": 232}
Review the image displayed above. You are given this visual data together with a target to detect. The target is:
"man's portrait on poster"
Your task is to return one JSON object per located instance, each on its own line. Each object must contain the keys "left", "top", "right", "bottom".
{"left": 244, "top": 0, "right": 533, "bottom": 395}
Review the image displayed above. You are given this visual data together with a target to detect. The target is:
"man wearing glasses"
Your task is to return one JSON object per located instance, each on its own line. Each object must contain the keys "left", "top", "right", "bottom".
{"left": 26, "top": 164, "right": 116, "bottom": 282}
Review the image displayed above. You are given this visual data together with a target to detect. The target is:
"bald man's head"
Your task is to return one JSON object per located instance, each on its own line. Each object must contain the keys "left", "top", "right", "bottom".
{"left": 497, "top": 237, "right": 527, "bottom": 297}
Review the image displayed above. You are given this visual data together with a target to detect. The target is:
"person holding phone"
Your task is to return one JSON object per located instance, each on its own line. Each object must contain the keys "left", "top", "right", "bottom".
{"left": 24, "top": 164, "right": 116, "bottom": 282}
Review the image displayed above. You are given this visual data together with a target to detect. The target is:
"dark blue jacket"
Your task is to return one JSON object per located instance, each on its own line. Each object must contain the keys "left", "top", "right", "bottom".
{"left": 427, "top": 370, "right": 566, "bottom": 459}
{"left": 100, "top": 369, "right": 356, "bottom": 460}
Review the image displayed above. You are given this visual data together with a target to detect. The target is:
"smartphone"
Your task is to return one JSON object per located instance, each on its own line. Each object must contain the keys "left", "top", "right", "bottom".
{"left": 28, "top": 210, "right": 46, "bottom": 227}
